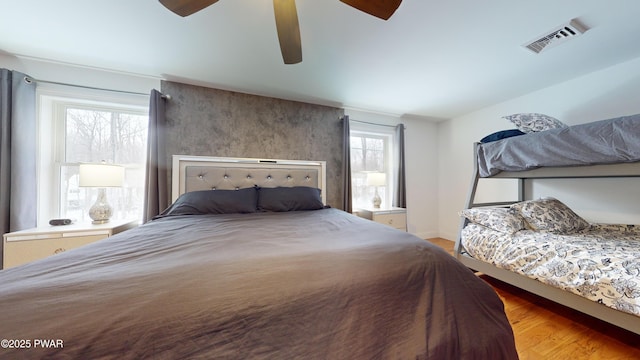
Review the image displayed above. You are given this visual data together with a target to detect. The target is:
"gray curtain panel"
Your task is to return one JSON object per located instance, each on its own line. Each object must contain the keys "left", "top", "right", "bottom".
{"left": 393, "top": 123, "right": 406, "bottom": 208}
{"left": 143, "top": 89, "right": 169, "bottom": 223}
{"left": 0, "top": 69, "right": 37, "bottom": 266}
{"left": 342, "top": 116, "right": 352, "bottom": 213}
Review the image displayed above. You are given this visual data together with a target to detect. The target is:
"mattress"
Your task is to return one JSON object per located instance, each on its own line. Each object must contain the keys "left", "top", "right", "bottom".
{"left": 461, "top": 222, "right": 640, "bottom": 316}
{"left": 0, "top": 208, "right": 517, "bottom": 359}
{"left": 476, "top": 114, "right": 640, "bottom": 177}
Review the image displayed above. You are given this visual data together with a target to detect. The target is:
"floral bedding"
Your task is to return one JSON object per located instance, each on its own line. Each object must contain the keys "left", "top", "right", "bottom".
{"left": 461, "top": 222, "right": 640, "bottom": 316}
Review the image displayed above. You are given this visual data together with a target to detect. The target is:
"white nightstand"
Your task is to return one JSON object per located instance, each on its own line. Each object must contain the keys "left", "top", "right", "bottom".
{"left": 2, "top": 219, "right": 138, "bottom": 269}
{"left": 356, "top": 207, "right": 407, "bottom": 231}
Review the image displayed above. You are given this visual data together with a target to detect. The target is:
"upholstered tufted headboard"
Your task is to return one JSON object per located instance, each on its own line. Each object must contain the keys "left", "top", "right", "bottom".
{"left": 171, "top": 155, "right": 327, "bottom": 204}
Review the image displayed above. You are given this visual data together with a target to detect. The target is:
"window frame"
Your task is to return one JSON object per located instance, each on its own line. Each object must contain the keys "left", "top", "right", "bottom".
{"left": 36, "top": 85, "right": 149, "bottom": 226}
{"left": 349, "top": 122, "right": 396, "bottom": 210}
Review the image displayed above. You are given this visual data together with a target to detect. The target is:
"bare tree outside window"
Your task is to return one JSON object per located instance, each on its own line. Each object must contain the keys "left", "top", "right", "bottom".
{"left": 61, "top": 107, "right": 147, "bottom": 222}
{"left": 350, "top": 133, "right": 389, "bottom": 209}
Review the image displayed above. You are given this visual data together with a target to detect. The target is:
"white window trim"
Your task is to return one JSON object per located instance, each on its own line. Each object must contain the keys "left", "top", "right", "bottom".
{"left": 36, "top": 84, "right": 148, "bottom": 227}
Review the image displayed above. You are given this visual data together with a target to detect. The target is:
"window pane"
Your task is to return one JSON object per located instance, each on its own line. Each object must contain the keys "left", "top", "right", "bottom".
{"left": 65, "top": 108, "right": 147, "bottom": 164}
{"left": 364, "top": 137, "right": 384, "bottom": 172}
{"left": 350, "top": 132, "right": 389, "bottom": 209}
{"left": 62, "top": 107, "right": 147, "bottom": 222}
{"left": 60, "top": 165, "right": 83, "bottom": 221}
{"left": 350, "top": 135, "right": 364, "bottom": 172}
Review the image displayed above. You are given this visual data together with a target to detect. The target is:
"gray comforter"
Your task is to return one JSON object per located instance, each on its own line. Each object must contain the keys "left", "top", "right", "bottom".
{"left": 0, "top": 209, "right": 517, "bottom": 359}
{"left": 477, "top": 114, "right": 640, "bottom": 177}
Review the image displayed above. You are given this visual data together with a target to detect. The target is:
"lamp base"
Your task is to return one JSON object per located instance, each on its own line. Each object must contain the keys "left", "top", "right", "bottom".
{"left": 372, "top": 187, "right": 382, "bottom": 208}
{"left": 89, "top": 188, "right": 113, "bottom": 224}
{"left": 91, "top": 219, "right": 110, "bottom": 225}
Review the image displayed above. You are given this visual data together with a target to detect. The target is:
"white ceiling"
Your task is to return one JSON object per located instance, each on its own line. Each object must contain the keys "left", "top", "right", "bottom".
{"left": 1, "top": 0, "right": 640, "bottom": 119}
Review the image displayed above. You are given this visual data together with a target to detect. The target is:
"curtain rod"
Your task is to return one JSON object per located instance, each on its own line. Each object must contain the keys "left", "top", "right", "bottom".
{"left": 23, "top": 76, "right": 170, "bottom": 99}
{"left": 349, "top": 119, "right": 405, "bottom": 129}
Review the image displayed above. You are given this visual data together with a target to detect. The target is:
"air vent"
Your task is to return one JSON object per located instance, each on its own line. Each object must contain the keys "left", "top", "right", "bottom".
{"left": 523, "top": 19, "right": 588, "bottom": 54}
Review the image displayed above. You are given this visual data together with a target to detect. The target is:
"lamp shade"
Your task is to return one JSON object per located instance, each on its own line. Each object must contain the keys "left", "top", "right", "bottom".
{"left": 366, "top": 172, "right": 386, "bottom": 187}
{"left": 79, "top": 163, "right": 124, "bottom": 188}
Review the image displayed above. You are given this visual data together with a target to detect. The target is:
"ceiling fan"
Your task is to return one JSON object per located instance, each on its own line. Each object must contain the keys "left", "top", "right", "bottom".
{"left": 159, "top": 0, "right": 402, "bottom": 64}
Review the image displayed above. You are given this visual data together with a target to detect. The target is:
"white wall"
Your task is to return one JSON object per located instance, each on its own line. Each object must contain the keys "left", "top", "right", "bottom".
{"left": 404, "top": 117, "right": 439, "bottom": 238}
{"left": 345, "top": 109, "right": 440, "bottom": 239}
{"left": 437, "top": 56, "right": 640, "bottom": 240}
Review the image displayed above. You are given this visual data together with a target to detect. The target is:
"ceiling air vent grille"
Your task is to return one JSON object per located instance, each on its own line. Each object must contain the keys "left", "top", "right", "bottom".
{"left": 523, "top": 19, "right": 587, "bottom": 54}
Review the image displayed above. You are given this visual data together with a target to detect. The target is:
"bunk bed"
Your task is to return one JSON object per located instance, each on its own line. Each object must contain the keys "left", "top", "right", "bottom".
{"left": 454, "top": 114, "right": 640, "bottom": 334}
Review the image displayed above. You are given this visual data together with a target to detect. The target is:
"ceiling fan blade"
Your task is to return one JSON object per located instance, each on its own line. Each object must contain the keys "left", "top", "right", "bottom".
{"left": 339, "top": 0, "right": 402, "bottom": 20}
{"left": 159, "top": 0, "right": 219, "bottom": 17}
{"left": 273, "top": 0, "right": 302, "bottom": 64}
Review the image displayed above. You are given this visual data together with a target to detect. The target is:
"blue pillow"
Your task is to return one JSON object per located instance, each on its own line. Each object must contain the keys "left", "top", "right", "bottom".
{"left": 480, "top": 129, "right": 526, "bottom": 143}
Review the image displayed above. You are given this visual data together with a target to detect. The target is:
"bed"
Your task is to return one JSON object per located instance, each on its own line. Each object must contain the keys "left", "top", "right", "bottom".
{"left": 455, "top": 114, "right": 640, "bottom": 334}
{"left": 0, "top": 155, "right": 517, "bottom": 359}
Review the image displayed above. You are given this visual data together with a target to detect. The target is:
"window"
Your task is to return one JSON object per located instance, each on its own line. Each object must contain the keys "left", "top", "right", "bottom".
{"left": 350, "top": 123, "right": 395, "bottom": 209}
{"left": 38, "top": 86, "right": 149, "bottom": 225}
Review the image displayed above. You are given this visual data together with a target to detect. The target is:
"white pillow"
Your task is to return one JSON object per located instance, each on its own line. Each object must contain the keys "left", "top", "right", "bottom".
{"left": 460, "top": 207, "right": 525, "bottom": 234}
{"left": 503, "top": 113, "right": 567, "bottom": 133}
{"left": 510, "top": 197, "right": 590, "bottom": 234}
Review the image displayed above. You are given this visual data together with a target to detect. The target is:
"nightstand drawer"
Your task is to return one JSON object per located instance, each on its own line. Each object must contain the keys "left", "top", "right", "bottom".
{"left": 3, "top": 219, "right": 138, "bottom": 269}
{"left": 373, "top": 213, "right": 406, "bottom": 230}
{"left": 4, "top": 235, "right": 105, "bottom": 268}
{"left": 356, "top": 207, "right": 407, "bottom": 231}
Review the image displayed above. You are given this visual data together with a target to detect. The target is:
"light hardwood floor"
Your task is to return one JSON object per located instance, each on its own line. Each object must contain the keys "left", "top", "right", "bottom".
{"left": 427, "top": 238, "right": 640, "bottom": 359}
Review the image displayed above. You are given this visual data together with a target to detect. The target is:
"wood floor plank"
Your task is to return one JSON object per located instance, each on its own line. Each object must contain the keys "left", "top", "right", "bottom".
{"left": 426, "top": 238, "right": 640, "bottom": 359}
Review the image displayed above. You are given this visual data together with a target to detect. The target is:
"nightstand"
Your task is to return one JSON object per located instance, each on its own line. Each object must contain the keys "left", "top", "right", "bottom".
{"left": 356, "top": 207, "right": 407, "bottom": 231}
{"left": 2, "top": 219, "right": 138, "bottom": 269}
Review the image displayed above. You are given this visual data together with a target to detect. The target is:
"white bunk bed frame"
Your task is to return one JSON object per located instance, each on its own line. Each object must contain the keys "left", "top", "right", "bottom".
{"left": 454, "top": 142, "right": 640, "bottom": 335}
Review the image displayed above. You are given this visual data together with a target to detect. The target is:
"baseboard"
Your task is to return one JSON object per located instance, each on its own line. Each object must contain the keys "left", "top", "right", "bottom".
{"left": 412, "top": 231, "right": 439, "bottom": 239}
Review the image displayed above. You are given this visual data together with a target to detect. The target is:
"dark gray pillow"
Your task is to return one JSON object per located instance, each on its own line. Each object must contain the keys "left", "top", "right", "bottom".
{"left": 257, "top": 186, "right": 324, "bottom": 212}
{"left": 160, "top": 188, "right": 258, "bottom": 216}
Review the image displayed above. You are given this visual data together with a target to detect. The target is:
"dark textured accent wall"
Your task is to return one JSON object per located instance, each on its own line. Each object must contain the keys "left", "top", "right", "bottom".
{"left": 160, "top": 80, "right": 346, "bottom": 209}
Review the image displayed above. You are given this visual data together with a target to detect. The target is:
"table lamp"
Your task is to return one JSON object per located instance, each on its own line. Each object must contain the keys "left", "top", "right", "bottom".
{"left": 79, "top": 162, "right": 124, "bottom": 224}
{"left": 366, "top": 172, "right": 386, "bottom": 208}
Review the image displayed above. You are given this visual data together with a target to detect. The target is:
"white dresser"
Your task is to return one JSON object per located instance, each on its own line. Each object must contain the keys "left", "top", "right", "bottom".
{"left": 2, "top": 219, "right": 138, "bottom": 269}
